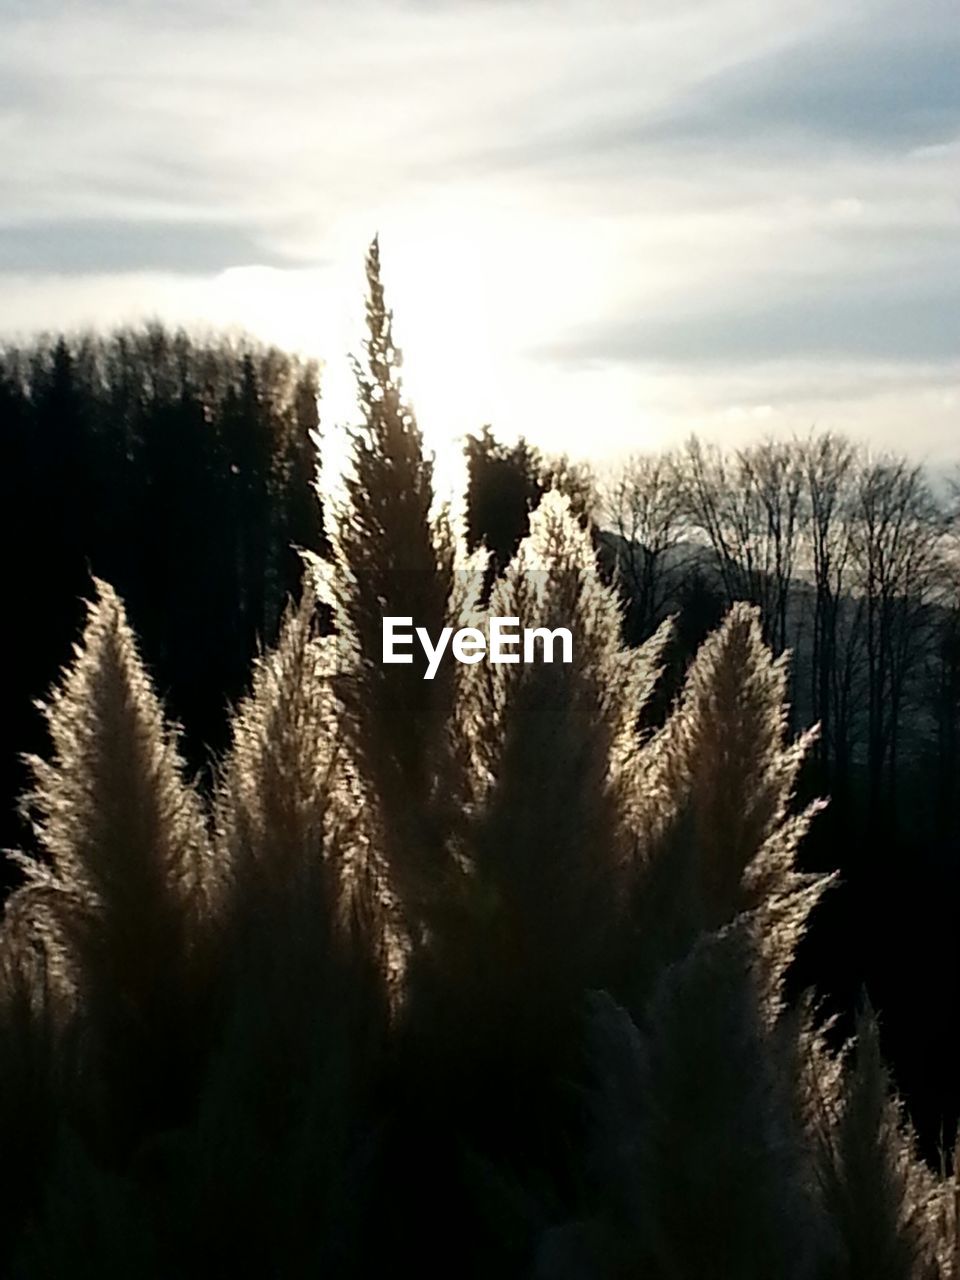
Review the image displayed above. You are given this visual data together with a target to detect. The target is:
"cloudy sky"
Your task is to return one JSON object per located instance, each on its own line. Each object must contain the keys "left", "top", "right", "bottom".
{"left": 1, "top": 0, "right": 957, "bottom": 488}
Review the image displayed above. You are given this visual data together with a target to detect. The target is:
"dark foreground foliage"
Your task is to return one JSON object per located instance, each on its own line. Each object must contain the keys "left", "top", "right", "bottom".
{"left": 0, "top": 326, "right": 324, "bottom": 868}
{"left": 1, "top": 246, "right": 957, "bottom": 1277}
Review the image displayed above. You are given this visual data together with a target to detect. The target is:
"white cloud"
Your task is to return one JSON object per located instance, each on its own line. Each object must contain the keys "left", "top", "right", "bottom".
{"left": 0, "top": 0, "right": 957, "bottom": 477}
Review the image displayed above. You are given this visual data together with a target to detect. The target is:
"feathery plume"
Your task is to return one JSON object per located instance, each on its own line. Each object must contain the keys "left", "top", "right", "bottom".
{"left": 18, "top": 578, "right": 214, "bottom": 1145}
{"left": 315, "top": 238, "right": 463, "bottom": 936}
{"left": 458, "top": 492, "right": 671, "bottom": 1002}
{"left": 556, "top": 604, "right": 837, "bottom": 1279}
{"left": 815, "top": 1008, "right": 942, "bottom": 1280}
{"left": 193, "top": 588, "right": 387, "bottom": 1275}
{"left": 628, "top": 601, "right": 828, "bottom": 1000}
{"left": 216, "top": 587, "right": 350, "bottom": 926}
{"left": 579, "top": 929, "right": 830, "bottom": 1280}
{"left": 401, "top": 492, "right": 670, "bottom": 1168}
{"left": 0, "top": 889, "right": 69, "bottom": 1266}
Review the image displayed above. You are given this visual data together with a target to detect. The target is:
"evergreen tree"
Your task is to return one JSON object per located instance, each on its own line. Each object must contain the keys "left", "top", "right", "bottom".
{"left": 464, "top": 426, "right": 543, "bottom": 600}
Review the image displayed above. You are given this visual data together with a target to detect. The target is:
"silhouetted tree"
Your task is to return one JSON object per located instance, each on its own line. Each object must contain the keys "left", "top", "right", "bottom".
{"left": 464, "top": 426, "right": 543, "bottom": 600}
{"left": 0, "top": 327, "right": 324, "bottom": 870}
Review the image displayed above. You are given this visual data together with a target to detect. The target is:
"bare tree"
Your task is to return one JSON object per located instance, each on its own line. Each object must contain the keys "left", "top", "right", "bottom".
{"left": 603, "top": 451, "right": 686, "bottom": 642}
{"left": 798, "top": 433, "right": 858, "bottom": 783}
{"left": 739, "top": 440, "right": 805, "bottom": 654}
{"left": 675, "top": 437, "right": 806, "bottom": 654}
{"left": 928, "top": 474, "right": 960, "bottom": 838}
{"left": 848, "top": 458, "right": 944, "bottom": 819}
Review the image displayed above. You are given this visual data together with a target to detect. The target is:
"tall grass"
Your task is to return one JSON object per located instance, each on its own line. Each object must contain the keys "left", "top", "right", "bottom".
{"left": 0, "top": 244, "right": 949, "bottom": 1278}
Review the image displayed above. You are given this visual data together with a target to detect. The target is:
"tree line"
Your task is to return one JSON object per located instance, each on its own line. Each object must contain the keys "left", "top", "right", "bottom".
{"left": 0, "top": 326, "right": 324, "bottom": 869}
{"left": 1, "top": 240, "right": 957, "bottom": 1277}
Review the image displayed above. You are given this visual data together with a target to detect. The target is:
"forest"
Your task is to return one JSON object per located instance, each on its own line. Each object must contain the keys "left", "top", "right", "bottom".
{"left": 0, "top": 241, "right": 958, "bottom": 1277}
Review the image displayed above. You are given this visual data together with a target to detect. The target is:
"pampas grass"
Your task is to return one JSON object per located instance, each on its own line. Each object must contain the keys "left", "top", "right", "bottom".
{"left": 0, "top": 245, "right": 951, "bottom": 1278}
{"left": 15, "top": 580, "right": 215, "bottom": 1154}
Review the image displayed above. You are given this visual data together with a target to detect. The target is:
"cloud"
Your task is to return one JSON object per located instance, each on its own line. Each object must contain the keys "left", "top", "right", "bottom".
{"left": 445, "top": 0, "right": 960, "bottom": 182}
{"left": 636, "top": 26, "right": 960, "bottom": 153}
{"left": 0, "top": 0, "right": 955, "bottom": 465}
{"left": 0, "top": 219, "right": 313, "bottom": 275}
{"left": 538, "top": 269, "right": 960, "bottom": 367}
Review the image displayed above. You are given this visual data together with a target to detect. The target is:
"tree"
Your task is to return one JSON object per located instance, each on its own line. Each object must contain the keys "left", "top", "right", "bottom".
{"left": 464, "top": 426, "right": 543, "bottom": 601}
{"left": 675, "top": 436, "right": 806, "bottom": 655}
{"left": 602, "top": 451, "right": 686, "bottom": 645}
{"left": 849, "top": 459, "right": 943, "bottom": 822}
{"left": 798, "top": 432, "right": 858, "bottom": 787}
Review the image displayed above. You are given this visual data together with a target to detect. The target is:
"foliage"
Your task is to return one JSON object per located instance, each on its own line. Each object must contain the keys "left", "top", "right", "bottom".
{"left": 0, "top": 247, "right": 954, "bottom": 1277}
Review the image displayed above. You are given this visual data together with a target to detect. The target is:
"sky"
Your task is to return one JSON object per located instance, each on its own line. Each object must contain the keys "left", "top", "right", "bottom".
{"left": 1, "top": 0, "right": 957, "bottom": 493}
